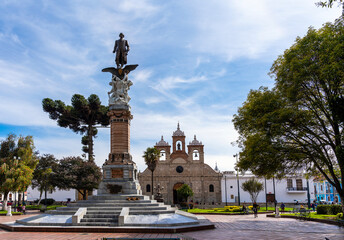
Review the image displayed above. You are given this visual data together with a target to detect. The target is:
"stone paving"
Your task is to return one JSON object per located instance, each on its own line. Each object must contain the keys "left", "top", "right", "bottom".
{"left": 1, "top": 213, "right": 344, "bottom": 239}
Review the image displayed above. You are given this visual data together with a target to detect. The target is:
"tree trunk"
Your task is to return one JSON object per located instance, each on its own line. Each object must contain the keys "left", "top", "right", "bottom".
{"left": 79, "top": 189, "right": 87, "bottom": 200}
{"left": 37, "top": 189, "right": 43, "bottom": 205}
{"left": 88, "top": 127, "right": 94, "bottom": 162}
{"left": 151, "top": 170, "right": 154, "bottom": 199}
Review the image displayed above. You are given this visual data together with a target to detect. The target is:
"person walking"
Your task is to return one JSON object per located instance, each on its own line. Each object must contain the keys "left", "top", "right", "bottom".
{"left": 253, "top": 202, "right": 259, "bottom": 218}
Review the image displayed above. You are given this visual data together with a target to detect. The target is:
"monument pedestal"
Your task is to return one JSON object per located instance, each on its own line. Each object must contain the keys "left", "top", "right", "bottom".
{"left": 98, "top": 162, "right": 141, "bottom": 195}
{"left": 98, "top": 105, "right": 141, "bottom": 195}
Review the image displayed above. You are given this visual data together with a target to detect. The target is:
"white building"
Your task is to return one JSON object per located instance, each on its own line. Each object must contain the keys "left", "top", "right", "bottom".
{"left": 222, "top": 171, "right": 315, "bottom": 205}
{"left": 0, "top": 191, "right": 27, "bottom": 202}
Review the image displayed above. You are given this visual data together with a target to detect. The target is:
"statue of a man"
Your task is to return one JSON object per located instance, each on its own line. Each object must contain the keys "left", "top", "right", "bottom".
{"left": 113, "top": 33, "right": 130, "bottom": 69}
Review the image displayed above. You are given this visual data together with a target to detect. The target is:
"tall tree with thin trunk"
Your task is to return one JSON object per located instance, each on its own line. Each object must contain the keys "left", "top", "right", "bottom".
{"left": 31, "top": 154, "right": 58, "bottom": 205}
{"left": 42, "top": 94, "right": 109, "bottom": 162}
{"left": 241, "top": 178, "right": 264, "bottom": 204}
{"left": 143, "top": 147, "right": 160, "bottom": 198}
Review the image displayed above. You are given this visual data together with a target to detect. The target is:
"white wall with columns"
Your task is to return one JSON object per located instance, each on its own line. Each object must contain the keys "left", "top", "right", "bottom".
{"left": 221, "top": 171, "right": 315, "bottom": 205}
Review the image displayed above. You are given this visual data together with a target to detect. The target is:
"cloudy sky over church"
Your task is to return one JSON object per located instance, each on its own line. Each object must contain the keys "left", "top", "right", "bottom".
{"left": 0, "top": 0, "right": 342, "bottom": 172}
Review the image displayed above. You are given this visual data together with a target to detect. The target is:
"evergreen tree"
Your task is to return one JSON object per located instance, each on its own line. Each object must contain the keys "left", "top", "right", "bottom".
{"left": 42, "top": 94, "right": 109, "bottom": 162}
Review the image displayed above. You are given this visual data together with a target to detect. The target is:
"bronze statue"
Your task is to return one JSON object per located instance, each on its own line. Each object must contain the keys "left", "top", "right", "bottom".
{"left": 113, "top": 33, "right": 130, "bottom": 69}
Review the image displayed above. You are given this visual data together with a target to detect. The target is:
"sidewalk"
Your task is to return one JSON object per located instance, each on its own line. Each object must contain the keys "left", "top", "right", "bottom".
{"left": 1, "top": 212, "right": 344, "bottom": 240}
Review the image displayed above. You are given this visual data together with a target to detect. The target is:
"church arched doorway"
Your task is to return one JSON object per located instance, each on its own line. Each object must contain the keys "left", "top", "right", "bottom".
{"left": 173, "top": 182, "right": 184, "bottom": 204}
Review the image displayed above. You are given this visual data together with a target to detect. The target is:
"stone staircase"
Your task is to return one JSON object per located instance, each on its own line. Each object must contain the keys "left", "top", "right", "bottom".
{"left": 47, "top": 194, "right": 177, "bottom": 226}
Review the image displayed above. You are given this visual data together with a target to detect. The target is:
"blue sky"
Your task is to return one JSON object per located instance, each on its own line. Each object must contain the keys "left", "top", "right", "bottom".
{"left": 0, "top": 0, "right": 342, "bottom": 172}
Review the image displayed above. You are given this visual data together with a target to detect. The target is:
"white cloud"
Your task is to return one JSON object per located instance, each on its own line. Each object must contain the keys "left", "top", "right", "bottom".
{"left": 132, "top": 69, "right": 153, "bottom": 83}
{"left": 153, "top": 75, "right": 207, "bottom": 91}
{"left": 183, "top": 0, "right": 342, "bottom": 61}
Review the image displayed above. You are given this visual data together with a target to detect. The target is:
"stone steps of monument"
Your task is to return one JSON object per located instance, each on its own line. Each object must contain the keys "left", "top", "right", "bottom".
{"left": 86, "top": 211, "right": 121, "bottom": 215}
{"left": 78, "top": 221, "right": 117, "bottom": 226}
{"left": 46, "top": 210, "right": 78, "bottom": 215}
{"left": 129, "top": 210, "right": 176, "bottom": 215}
{"left": 53, "top": 206, "right": 169, "bottom": 212}
{"left": 76, "top": 199, "right": 154, "bottom": 203}
{"left": 68, "top": 203, "right": 161, "bottom": 207}
{"left": 84, "top": 214, "right": 119, "bottom": 219}
{"left": 81, "top": 216, "right": 119, "bottom": 221}
{"left": 88, "top": 195, "right": 149, "bottom": 201}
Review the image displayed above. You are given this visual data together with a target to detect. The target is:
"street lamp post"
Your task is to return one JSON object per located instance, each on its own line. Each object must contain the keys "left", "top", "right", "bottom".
{"left": 307, "top": 179, "right": 311, "bottom": 209}
{"left": 234, "top": 154, "right": 240, "bottom": 206}
{"left": 265, "top": 178, "right": 268, "bottom": 210}
{"left": 224, "top": 175, "right": 228, "bottom": 206}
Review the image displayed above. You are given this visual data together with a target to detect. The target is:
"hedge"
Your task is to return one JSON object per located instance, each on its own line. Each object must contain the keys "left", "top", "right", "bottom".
{"left": 317, "top": 205, "right": 342, "bottom": 215}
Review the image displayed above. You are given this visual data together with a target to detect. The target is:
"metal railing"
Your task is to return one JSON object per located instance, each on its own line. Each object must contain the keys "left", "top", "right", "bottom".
{"left": 287, "top": 187, "right": 308, "bottom": 191}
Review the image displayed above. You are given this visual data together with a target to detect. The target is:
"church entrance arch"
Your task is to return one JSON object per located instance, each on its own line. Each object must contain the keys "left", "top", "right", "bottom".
{"left": 173, "top": 182, "right": 184, "bottom": 204}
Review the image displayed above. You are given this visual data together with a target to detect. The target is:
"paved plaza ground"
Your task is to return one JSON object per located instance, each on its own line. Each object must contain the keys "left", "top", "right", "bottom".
{"left": 0, "top": 212, "right": 343, "bottom": 240}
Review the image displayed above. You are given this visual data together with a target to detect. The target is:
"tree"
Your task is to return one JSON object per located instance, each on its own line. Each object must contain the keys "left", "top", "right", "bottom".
{"left": 233, "top": 18, "right": 344, "bottom": 212}
{"left": 143, "top": 147, "right": 160, "bottom": 198}
{"left": 53, "top": 156, "right": 102, "bottom": 200}
{"left": 176, "top": 184, "right": 194, "bottom": 208}
{"left": 42, "top": 94, "right": 109, "bottom": 162}
{"left": 0, "top": 134, "right": 38, "bottom": 210}
{"left": 317, "top": 0, "right": 344, "bottom": 15}
{"left": 31, "top": 154, "right": 58, "bottom": 205}
{"left": 317, "top": 0, "right": 343, "bottom": 8}
{"left": 241, "top": 178, "right": 264, "bottom": 204}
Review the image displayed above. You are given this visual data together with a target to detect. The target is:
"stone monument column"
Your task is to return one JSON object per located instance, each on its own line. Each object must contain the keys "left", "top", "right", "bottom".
{"left": 97, "top": 42, "right": 140, "bottom": 195}
{"left": 109, "top": 108, "right": 132, "bottom": 155}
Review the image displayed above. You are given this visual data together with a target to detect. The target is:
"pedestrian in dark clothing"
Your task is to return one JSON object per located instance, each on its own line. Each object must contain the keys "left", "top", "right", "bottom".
{"left": 253, "top": 202, "right": 259, "bottom": 218}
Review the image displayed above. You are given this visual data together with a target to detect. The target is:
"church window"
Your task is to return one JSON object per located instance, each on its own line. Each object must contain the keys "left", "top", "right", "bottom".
{"left": 193, "top": 150, "right": 199, "bottom": 160}
{"left": 231, "top": 194, "right": 234, "bottom": 199}
{"left": 160, "top": 150, "right": 166, "bottom": 161}
{"left": 176, "top": 140, "right": 182, "bottom": 151}
{"left": 146, "top": 184, "right": 151, "bottom": 192}
{"left": 209, "top": 184, "right": 214, "bottom": 192}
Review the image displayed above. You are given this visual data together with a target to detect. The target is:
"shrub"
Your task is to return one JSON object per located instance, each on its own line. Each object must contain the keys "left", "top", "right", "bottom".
{"left": 316, "top": 205, "right": 328, "bottom": 214}
{"left": 329, "top": 205, "right": 342, "bottom": 215}
{"left": 336, "top": 212, "right": 343, "bottom": 219}
{"left": 317, "top": 205, "right": 342, "bottom": 215}
{"left": 34, "top": 198, "right": 55, "bottom": 206}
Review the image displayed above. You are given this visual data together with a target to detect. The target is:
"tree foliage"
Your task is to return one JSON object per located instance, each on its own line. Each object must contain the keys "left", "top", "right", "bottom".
{"left": 241, "top": 178, "right": 264, "bottom": 203}
{"left": 31, "top": 154, "right": 59, "bottom": 205}
{"left": 42, "top": 94, "right": 109, "bottom": 161}
{"left": 0, "top": 134, "right": 37, "bottom": 210}
{"left": 143, "top": 147, "right": 160, "bottom": 197}
{"left": 317, "top": 0, "right": 344, "bottom": 8}
{"left": 176, "top": 184, "right": 194, "bottom": 204}
{"left": 233, "top": 18, "right": 344, "bottom": 211}
{"left": 53, "top": 156, "right": 102, "bottom": 200}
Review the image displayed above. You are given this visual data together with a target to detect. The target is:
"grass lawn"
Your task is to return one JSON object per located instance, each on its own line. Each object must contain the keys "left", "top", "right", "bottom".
{"left": 25, "top": 205, "right": 66, "bottom": 210}
{"left": 0, "top": 211, "right": 22, "bottom": 215}
{"left": 259, "top": 207, "right": 294, "bottom": 212}
{"left": 187, "top": 207, "right": 272, "bottom": 214}
{"left": 281, "top": 212, "right": 337, "bottom": 220}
